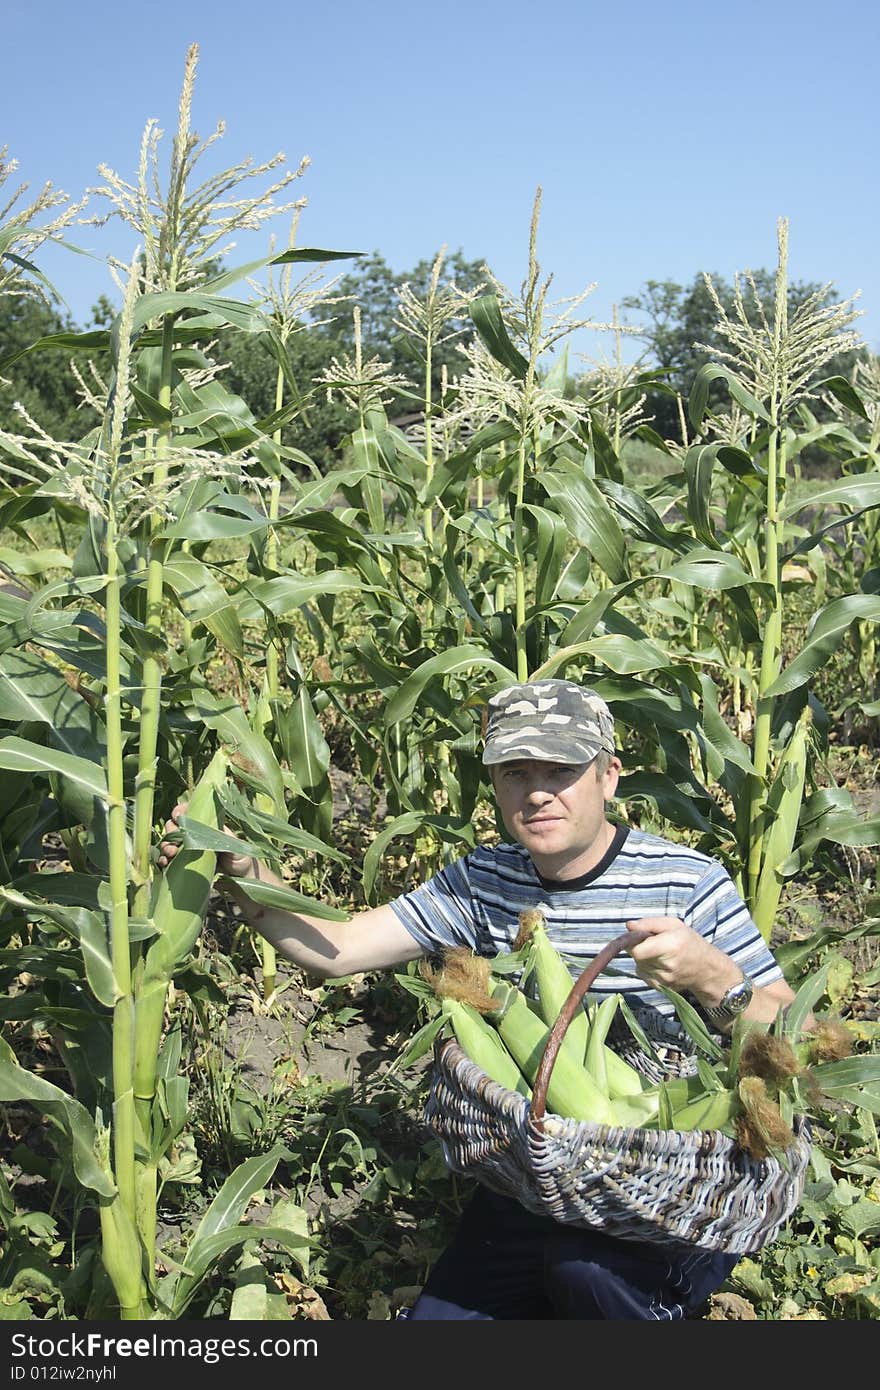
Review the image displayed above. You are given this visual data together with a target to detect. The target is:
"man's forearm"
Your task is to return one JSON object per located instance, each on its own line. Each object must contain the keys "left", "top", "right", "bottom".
{"left": 217, "top": 859, "right": 425, "bottom": 979}
{"left": 219, "top": 860, "right": 349, "bottom": 978}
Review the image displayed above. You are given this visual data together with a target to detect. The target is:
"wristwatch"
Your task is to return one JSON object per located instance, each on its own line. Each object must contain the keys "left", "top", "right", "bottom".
{"left": 702, "top": 973, "right": 754, "bottom": 1028}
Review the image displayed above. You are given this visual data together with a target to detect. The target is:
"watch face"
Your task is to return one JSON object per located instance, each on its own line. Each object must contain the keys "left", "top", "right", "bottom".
{"left": 706, "top": 975, "right": 754, "bottom": 1023}
{"left": 726, "top": 979, "right": 753, "bottom": 1013}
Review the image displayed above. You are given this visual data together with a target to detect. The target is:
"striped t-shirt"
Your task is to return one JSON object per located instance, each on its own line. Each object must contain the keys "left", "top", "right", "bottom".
{"left": 389, "top": 825, "right": 783, "bottom": 1042}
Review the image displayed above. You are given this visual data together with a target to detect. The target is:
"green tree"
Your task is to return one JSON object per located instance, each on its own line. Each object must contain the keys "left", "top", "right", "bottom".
{"left": 0, "top": 295, "right": 99, "bottom": 439}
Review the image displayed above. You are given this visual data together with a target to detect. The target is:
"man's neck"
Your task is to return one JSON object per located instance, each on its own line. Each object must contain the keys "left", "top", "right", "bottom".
{"left": 527, "top": 818, "right": 617, "bottom": 883}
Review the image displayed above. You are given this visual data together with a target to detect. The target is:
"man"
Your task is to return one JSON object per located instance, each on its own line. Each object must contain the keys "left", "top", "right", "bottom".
{"left": 161, "top": 678, "right": 795, "bottom": 1319}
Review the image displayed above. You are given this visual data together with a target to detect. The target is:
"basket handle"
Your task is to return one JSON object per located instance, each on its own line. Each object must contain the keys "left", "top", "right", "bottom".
{"left": 530, "top": 928, "right": 649, "bottom": 1126}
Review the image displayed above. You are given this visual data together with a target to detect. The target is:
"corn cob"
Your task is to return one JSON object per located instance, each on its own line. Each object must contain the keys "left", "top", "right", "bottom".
{"left": 490, "top": 979, "right": 615, "bottom": 1125}
{"left": 525, "top": 917, "right": 589, "bottom": 1059}
{"left": 521, "top": 916, "right": 646, "bottom": 1099}
{"left": 753, "top": 705, "right": 811, "bottom": 940}
{"left": 135, "top": 747, "right": 228, "bottom": 1103}
{"left": 670, "top": 1086, "right": 740, "bottom": 1137}
{"left": 584, "top": 992, "right": 621, "bottom": 1095}
{"left": 441, "top": 998, "right": 532, "bottom": 1099}
{"left": 142, "top": 745, "right": 229, "bottom": 985}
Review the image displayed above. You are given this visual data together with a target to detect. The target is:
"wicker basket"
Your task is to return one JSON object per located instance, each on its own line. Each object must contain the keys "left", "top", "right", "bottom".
{"left": 424, "top": 931, "right": 812, "bottom": 1255}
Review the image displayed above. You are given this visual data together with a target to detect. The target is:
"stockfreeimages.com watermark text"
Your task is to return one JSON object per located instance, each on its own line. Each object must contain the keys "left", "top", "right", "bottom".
{"left": 10, "top": 1331, "right": 317, "bottom": 1373}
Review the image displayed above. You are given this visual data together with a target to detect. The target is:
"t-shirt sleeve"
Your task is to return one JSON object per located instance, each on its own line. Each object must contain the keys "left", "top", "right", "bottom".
{"left": 388, "top": 856, "right": 480, "bottom": 955}
{"left": 684, "top": 862, "right": 784, "bottom": 987}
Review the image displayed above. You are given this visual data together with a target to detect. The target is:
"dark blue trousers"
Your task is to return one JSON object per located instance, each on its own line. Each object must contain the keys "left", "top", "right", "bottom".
{"left": 402, "top": 1188, "right": 737, "bottom": 1320}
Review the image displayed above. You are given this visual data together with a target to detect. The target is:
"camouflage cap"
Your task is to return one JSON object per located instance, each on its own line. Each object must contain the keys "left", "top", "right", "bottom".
{"left": 481, "top": 679, "right": 616, "bottom": 767}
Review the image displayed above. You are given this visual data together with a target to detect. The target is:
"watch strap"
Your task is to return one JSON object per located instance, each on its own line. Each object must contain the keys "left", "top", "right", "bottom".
{"left": 702, "top": 973, "right": 754, "bottom": 1026}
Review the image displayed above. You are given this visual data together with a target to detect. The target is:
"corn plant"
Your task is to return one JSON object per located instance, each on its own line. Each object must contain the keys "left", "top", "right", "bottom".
{"left": 672, "top": 219, "right": 880, "bottom": 934}
{"left": 0, "top": 46, "right": 347, "bottom": 1317}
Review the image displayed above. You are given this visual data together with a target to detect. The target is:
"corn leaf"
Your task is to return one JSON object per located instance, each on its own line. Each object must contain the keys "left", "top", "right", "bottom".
{"left": 658, "top": 549, "right": 774, "bottom": 598}
{"left": 384, "top": 646, "right": 514, "bottom": 725}
{"left": 765, "top": 595, "right": 880, "bottom": 697}
{"left": 688, "top": 363, "right": 772, "bottom": 429}
{"left": 163, "top": 557, "right": 243, "bottom": 657}
{"left": 0, "top": 1038, "right": 115, "bottom": 1198}
{"left": 0, "top": 888, "right": 117, "bottom": 1007}
{"left": 538, "top": 462, "right": 628, "bottom": 583}
{"left": 392, "top": 1014, "right": 446, "bottom": 1071}
{"left": 221, "top": 876, "right": 348, "bottom": 922}
{"left": 0, "top": 736, "right": 107, "bottom": 798}
{"left": 782, "top": 960, "right": 832, "bottom": 1038}
{"left": 468, "top": 293, "right": 528, "bottom": 379}
{"left": 660, "top": 987, "right": 725, "bottom": 1060}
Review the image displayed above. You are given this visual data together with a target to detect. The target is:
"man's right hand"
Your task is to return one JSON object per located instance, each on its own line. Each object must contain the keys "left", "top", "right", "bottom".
{"left": 157, "top": 803, "right": 256, "bottom": 878}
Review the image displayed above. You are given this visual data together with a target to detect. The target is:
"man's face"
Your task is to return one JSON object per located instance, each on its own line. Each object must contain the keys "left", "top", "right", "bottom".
{"left": 490, "top": 755, "right": 621, "bottom": 878}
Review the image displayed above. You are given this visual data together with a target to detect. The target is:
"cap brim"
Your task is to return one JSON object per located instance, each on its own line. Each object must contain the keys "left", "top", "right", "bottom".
{"left": 482, "top": 740, "right": 604, "bottom": 767}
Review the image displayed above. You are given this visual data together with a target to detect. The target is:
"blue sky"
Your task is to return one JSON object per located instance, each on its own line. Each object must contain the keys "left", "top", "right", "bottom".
{"left": 3, "top": 0, "right": 878, "bottom": 368}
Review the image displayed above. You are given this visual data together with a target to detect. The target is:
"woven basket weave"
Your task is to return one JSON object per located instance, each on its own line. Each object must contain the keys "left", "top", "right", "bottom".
{"left": 424, "top": 931, "right": 812, "bottom": 1255}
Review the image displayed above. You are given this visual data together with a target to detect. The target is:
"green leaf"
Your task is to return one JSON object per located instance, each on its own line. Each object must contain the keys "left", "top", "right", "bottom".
{"left": 598, "top": 479, "right": 690, "bottom": 552}
{"left": 808, "top": 1055, "right": 880, "bottom": 1117}
{"left": 0, "top": 546, "right": 71, "bottom": 576}
{"left": 384, "top": 646, "right": 514, "bottom": 726}
{"left": 393, "top": 1015, "right": 446, "bottom": 1071}
{"left": 781, "top": 476, "right": 880, "bottom": 521}
{"left": 0, "top": 888, "right": 117, "bottom": 1007}
{"left": 163, "top": 558, "right": 243, "bottom": 658}
{"left": 349, "top": 425, "right": 387, "bottom": 535}
{"left": 279, "top": 681, "right": 330, "bottom": 805}
{"left": 839, "top": 1199, "right": 880, "bottom": 1238}
{"left": 189, "top": 690, "right": 284, "bottom": 814}
{"left": 617, "top": 770, "right": 717, "bottom": 835}
{"left": 659, "top": 548, "right": 772, "bottom": 595}
{"left": 468, "top": 293, "right": 528, "bottom": 378}
{"left": 542, "top": 633, "right": 671, "bottom": 678}
{"left": 362, "top": 811, "right": 474, "bottom": 904}
{"left": 215, "top": 784, "right": 347, "bottom": 864}
{"left": 659, "top": 988, "right": 725, "bottom": 1060}
{"left": 0, "top": 1042, "right": 115, "bottom": 1198}
{"left": 0, "top": 329, "right": 109, "bottom": 373}
{"left": 182, "top": 1146, "right": 286, "bottom": 1256}
{"left": 171, "top": 1225, "right": 309, "bottom": 1316}
{"left": 221, "top": 876, "right": 349, "bottom": 922}
{"left": 688, "top": 363, "right": 771, "bottom": 429}
{"left": 233, "top": 572, "right": 361, "bottom": 623}
{"left": 127, "top": 291, "right": 272, "bottom": 339}
{"left": 818, "top": 375, "right": 870, "bottom": 420}
{"left": 270, "top": 247, "right": 363, "bottom": 264}
{"left": 697, "top": 674, "right": 754, "bottom": 777}
{"left": 765, "top": 595, "right": 880, "bottom": 696}
{"left": 362, "top": 812, "right": 423, "bottom": 903}
{"left": 783, "top": 961, "right": 832, "bottom": 1038}
{"left": 0, "top": 736, "right": 107, "bottom": 798}
{"left": 539, "top": 461, "right": 628, "bottom": 584}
